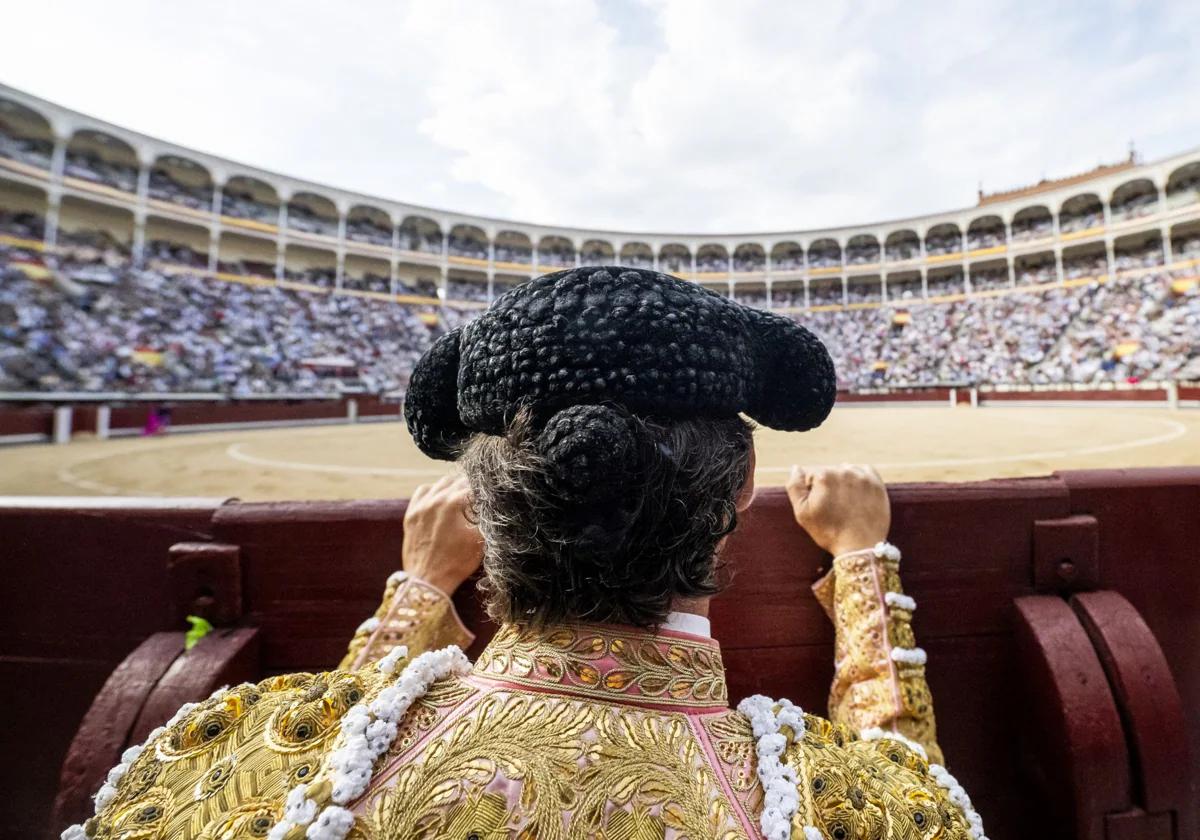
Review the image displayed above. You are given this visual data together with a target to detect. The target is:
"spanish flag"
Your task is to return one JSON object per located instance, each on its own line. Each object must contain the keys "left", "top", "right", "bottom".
{"left": 892, "top": 311, "right": 912, "bottom": 325}
{"left": 1113, "top": 341, "right": 1140, "bottom": 360}
{"left": 1172, "top": 277, "right": 1197, "bottom": 294}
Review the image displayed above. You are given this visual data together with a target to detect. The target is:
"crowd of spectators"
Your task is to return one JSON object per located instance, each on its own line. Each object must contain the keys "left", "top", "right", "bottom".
{"left": 1060, "top": 209, "right": 1104, "bottom": 234}
{"left": 4, "top": 217, "right": 1199, "bottom": 397}
{"left": 1012, "top": 216, "right": 1054, "bottom": 242}
{"left": 1017, "top": 261, "right": 1057, "bottom": 285}
{"left": 925, "top": 233, "right": 962, "bottom": 257}
{"left": 1037, "top": 272, "right": 1200, "bottom": 383}
{"left": 773, "top": 251, "right": 805, "bottom": 271}
{"left": 733, "top": 287, "right": 766, "bottom": 308}
{"left": 733, "top": 253, "right": 765, "bottom": 273}
{"left": 885, "top": 241, "right": 921, "bottom": 262}
{"left": 967, "top": 229, "right": 1005, "bottom": 250}
{"left": 1112, "top": 191, "right": 1158, "bottom": 221}
{"left": 446, "top": 278, "right": 489, "bottom": 302}
{"left": 0, "top": 122, "right": 52, "bottom": 168}
{"left": 969, "top": 269, "right": 1010, "bottom": 292}
{"left": 696, "top": 253, "right": 728, "bottom": 274}
{"left": 619, "top": 252, "right": 653, "bottom": 270}
{"left": 287, "top": 205, "right": 338, "bottom": 237}
{"left": 396, "top": 230, "right": 442, "bottom": 254}
{"left": 343, "top": 273, "right": 391, "bottom": 294}
{"left": 0, "top": 255, "right": 437, "bottom": 396}
{"left": 0, "top": 210, "right": 44, "bottom": 241}
{"left": 845, "top": 243, "right": 880, "bottom": 266}
{"left": 1063, "top": 253, "right": 1108, "bottom": 280}
{"left": 1115, "top": 240, "right": 1165, "bottom": 271}
{"left": 927, "top": 274, "right": 965, "bottom": 297}
{"left": 447, "top": 234, "right": 488, "bottom": 261}
{"left": 493, "top": 244, "right": 531, "bottom": 265}
{"left": 63, "top": 150, "right": 138, "bottom": 193}
{"left": 807, "top": 248, "right": 841, "bottom": 269}
{"left": 346, "top": 218, "right": 392, "bottom": 247}
{"left": 221, "top": 191, "right": 277, "bottom": 223}
{"left": 148, "top": 170, "right": 212, "bottom": 211}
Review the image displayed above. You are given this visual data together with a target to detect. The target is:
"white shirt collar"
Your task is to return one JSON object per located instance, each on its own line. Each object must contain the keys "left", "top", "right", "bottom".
{"left": 662, "top": 611, "right": 712, "bottom": 639}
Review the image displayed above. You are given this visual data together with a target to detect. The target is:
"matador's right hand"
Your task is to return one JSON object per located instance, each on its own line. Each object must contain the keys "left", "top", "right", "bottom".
{"left": 785, "top": 464, "right": 891, "bottom": 558}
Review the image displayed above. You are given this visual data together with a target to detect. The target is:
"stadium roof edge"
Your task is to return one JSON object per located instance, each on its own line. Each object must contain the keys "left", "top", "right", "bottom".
{"left": 2, "top": 82, "right": 1199, "bottom": 246}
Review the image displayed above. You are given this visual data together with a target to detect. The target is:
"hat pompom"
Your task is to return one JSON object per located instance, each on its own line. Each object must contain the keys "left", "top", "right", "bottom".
{"left": 743, "top": 308, "right": 837, "bottom": 432}
{"left": 404, "top": 327, "right": 473, "bottom": 460}
{"left": 537, "top": 404, "right": 638, "bottom": 500}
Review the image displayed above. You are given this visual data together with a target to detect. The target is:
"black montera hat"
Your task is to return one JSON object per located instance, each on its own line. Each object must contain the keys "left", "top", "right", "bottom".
{"left": 404, "top": 266, "right": 836, "bottom": 461}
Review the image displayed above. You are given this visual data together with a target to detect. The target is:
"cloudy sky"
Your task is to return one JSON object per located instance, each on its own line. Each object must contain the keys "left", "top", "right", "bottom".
{"left": 2, "top": 0, "right": 1198, "bottom": 234}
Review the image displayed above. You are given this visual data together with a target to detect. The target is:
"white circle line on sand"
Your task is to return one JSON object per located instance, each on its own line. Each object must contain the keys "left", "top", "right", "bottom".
{"left": 754, "top": 417, "right": 1189, "bottom": 472}
{"left": 225, "top": 443, "right": 447, "bottom": 477}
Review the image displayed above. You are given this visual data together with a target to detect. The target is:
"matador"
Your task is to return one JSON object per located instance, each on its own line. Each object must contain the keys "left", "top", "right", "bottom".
{"left": 67, "top": 267, "right": 986, "bottom": 840}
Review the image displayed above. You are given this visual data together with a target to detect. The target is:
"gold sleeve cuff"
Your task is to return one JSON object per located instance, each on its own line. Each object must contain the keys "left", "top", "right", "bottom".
{"left": 815, "top": 546, "right": 943, "bottom": 766}
{"left": 339, "top": 573, "right": 475, "bottom": 670}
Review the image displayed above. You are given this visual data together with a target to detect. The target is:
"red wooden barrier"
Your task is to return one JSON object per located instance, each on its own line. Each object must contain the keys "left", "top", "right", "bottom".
{"left": 3, "top": 469, "right": 1197, "bottom": 840}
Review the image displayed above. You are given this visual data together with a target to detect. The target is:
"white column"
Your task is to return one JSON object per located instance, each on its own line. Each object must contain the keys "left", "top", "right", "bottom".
{"left": 53, "top": 406, "right": 73, "bottom": 444}
{"left": 208, "top": 184, "right": 223, "bottom": 276}
{"left": 765, "top": 279, "right": 773, "bottom": 310}
{"left": 841, "top": 276, "right": 848, "bottom": 307}
{"left": 335, "top": 212, "right": 347, "bottom": 290}
{"left": 390, "top": 223, "right": 400, "bottom": 295}
{"left": 1163, "top": 226, "right": 1173, "bottom": 267}
{"left": 652, "top": 250, "right": 659, "bottom": 272}
{"left": 488, "top": 239, "right": 495, "bottom": 275}
{"left": 96, "top": 405, "right": 111, "bottom": 440}
{"left": 880, "top": 275, "right": 888, "bottom": 305}
{"left": 1054, "top": 248, "right": 1065, "bottom": 286}
{"left": 533, "top": 242, "right": 540, "bottom": 276}
{"left": 44, "top": 191, "right": 62, "bottom": 255}
{"left": 132, "top": 162, "right": 150, "bottom": 267}
{"left": 276, "top": 202, "right": 287, "bottom": 282}
{"left": 43, "top": 137, "right": 66, "bottom": 254}
{"left": 1167, "top": 380, "right": 1179, "bottom": 410}
{"left": 440, "top": 231, "right": 449, "bottom": 295}
{"left": 921, "top": 270, "right": 929, "bottom": 301}
{"left": 1106, "top": 237, "right": 1116, "bottom": 279}
{"left": 803, "top": 278, "right": 811, "bottom": 310}
{"left": 1007, "top": 257, "right": 1015, "bottom": 288}
{"left": 690, "top": 251, "right": 696, "bottom": 279}
{"left": 346, "top": 398, "right": 359, "bottom": 424}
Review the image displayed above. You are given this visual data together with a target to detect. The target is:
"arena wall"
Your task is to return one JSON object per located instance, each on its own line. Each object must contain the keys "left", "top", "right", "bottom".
{"left": 4, "top": 384, "right": 1195, "bottom": 447}
{"left": 4, "top": 470, "right": 1197, "bottom": 839}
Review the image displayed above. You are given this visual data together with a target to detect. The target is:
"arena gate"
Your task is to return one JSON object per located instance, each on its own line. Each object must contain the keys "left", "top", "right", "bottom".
{"left": 0, "top": 468, "right": 1197, "bottom": 840}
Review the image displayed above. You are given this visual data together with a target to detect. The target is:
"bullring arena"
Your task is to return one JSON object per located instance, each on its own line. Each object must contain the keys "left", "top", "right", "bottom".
{"left": 2, "top": 403, "right": 1198, "bottom": 500}
{"left": 4, "top": 74, "right": 1200, "bottom": 840}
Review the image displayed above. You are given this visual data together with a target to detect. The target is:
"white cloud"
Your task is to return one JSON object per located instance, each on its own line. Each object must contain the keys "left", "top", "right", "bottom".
{"left": 1, "top": 0, "right": 1198, "bottom": 233}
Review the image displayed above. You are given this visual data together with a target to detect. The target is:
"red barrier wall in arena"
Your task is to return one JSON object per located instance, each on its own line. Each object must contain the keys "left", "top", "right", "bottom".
{"left": 3, "top": 470, "right": 1198, "bottom": 840}
{"left": 980, "top": 388, "right": 1167, "bottom": 403}
{"left": 837, "top": 388, "right": 951, "bottom": 402}
{"left": 0, "top": 500, "right": 224, "bottom": 840}
{"left": 0, "top": 405, "right": 54, "bottom": 440}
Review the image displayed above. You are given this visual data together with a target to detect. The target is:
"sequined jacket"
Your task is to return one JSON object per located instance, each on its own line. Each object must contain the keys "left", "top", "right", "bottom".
{"left": 79, "top": 547, "right": 981, "bottom": 840}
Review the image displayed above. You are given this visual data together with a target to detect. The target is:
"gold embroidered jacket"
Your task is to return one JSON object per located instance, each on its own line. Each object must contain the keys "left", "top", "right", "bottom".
{"left": 82, "top": 556, "right": 977, "bottom": 840}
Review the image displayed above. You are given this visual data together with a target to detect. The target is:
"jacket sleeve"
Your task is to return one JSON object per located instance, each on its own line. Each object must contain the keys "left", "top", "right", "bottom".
{"left": 811, "top": 543, "right": 943, "bottom": 766}
{"left": 339, "top": 571, "right": 475, "bottom": 670}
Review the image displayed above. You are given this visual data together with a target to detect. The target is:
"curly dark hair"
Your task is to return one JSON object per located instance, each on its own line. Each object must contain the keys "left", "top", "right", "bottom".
{"left": 460, "top": 405, "right": 754, "bottom": 629}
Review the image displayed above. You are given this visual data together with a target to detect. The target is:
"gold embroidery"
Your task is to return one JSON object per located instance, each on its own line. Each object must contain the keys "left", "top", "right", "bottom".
{"left": 364, "top": 690, "right": 747, "bottom": 840}
{"left": 827, "top": 551, "right": 944, "bottom": 766}
{"left": 473, "top": 624, "right": 728, "bottom": 708}
{"left": 89, "top": 668, "right": 396, "bottom": 840}
{"left": 703, "top": 710, "right": 971, "bottom": 840}
{"left": 340, "top": 576, "right": 475, "bottom": 670}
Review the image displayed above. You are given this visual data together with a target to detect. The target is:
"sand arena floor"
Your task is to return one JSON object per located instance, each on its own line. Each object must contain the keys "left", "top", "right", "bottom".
{"left": 1, "top": 405, "right": 1198, "bottom": 501}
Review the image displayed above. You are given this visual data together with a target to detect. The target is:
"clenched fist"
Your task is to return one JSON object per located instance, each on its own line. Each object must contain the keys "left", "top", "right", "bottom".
{"left": 402, "top": 476, "right": 484, "bottom": 595}
{"left": 786, "top": 464, "right": 891, "bottom": 558}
